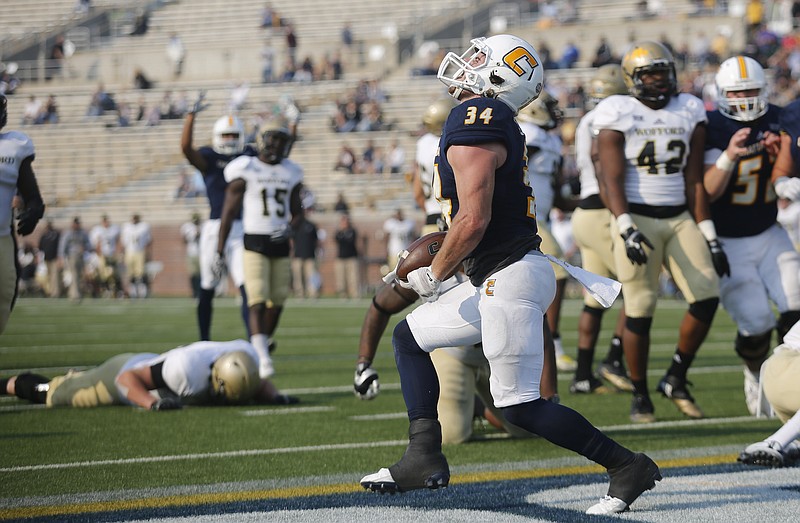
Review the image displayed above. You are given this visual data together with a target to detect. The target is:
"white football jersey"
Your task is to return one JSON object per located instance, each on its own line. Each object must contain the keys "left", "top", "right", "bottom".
{"left": 592, "top": 93, "right": 707, "bottom": 206}
{"left": 120, "top": 221, "right": 151, "bottom": 252}
{"left": 0, "top": 131, "right": 35, "bottom": 238}
{"left": 415, "top": 133, "right": 441, "bottom": 217}
{"left": 519, "top": 121, "right": 562, "bottom": 218}
{"left": 224, "top": 155, "right": 304, "bottom": 235}
{"left": 575, "top": 110, "right": 600, "bottom": 199}
{"left": 132, "top": 339, "right": 257, "bottom": 402}
{"left": 90, "top": 224, "right": 120, "bottom": 257}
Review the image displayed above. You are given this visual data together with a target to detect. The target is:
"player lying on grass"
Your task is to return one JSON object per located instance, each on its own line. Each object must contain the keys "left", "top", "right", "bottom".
{"left": 739, "top": 320, "right": 800, "bottom": 467}
{"left": 0, "top": 340, "right": 298, "bottom": 410}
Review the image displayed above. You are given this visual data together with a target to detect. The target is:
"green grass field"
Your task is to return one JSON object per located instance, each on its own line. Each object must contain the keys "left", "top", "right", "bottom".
{"left": 0, "top": 296, "right": 781, "bottom": 504}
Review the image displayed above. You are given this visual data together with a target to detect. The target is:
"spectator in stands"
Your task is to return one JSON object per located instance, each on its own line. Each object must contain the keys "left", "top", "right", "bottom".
{"left": 229, "top": 81, "right": 250, "bottom": 112}
{"left": 120, "top": 213, "right": 152, "bottom": 299}
{"left": 21, "top": 96, "right": 42, "bottom": 125}
{"left": 291, "top": 210, "right": 323, "bottom": 299}
{"left": 536, "top": 41, "right": 558, "bottom": 70}
{"left": 591, "top": 37, "right": 615, "bottom": 68}
{"left": 334, "top": 144, "right": 357, "bottom": 174}
{"left": 47, "top": 35, "right": 66, "bottom": 81}
{"left": 356, "top": 101, "right": 384, "bottom": 132}
{"left": 293, "top": 56, "right": 315, "bottom": 83}
{"left": 166, "top": 33, "right": 186, "bottom": 79}
{"left": 387, "top": 139, "right": 406, "bottom": 175}
{"left": 261, "top": 40, "right": 276, "bottom": 84}
{"left": 133, "top": 68, "right": 153, "bottom": 90}
{"left": 74, "top": 0, "right": 91, "bottom": 14}
{"left": 746, "top": 0, "right": 765, "bottom": 38}
{"left": 130, "top": 8, "right": 149, "bottom": 36}
{"left": 0, "top": 68, "right": 21, "bottom": 96}
{"left": 85, "top": 84, "right": 115, "bottom": 119}
{"left": 260, "top": 3, "right": 281, "bottom": 29}
{"left": 58, "top": 216, "right": 91, "bottom": 302}
{"left": 38, "top": 220, "right": 62, "bottom": 298}
{"left": 333, "top": 98, "right": 361, "bottom": 132}
{"left": 341, "top": 22, "right": 354, "bottom": 54}
{"left": 334, "top": 213, "right": 360, "bottom": 299}
{"left": 558, "top": 41, "right": 580, "bottom": 69}
{"left": 41, "top": 95, "right": 58, "bottom": 124}
{"left": 334, "top": 192, "right": 350, "bottom": 213}
{"left": 285, "top": 23, "right": 298, "bottom": 69}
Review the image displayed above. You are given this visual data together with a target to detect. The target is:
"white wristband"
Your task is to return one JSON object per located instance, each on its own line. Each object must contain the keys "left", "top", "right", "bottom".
{"left": 616, "top": 213, "right": 635, "bottom": 232}
{"left": 697, "top": 219, "right": 717, "bottom": 242}
{"left": 715, "top": 153, "right": 734, "bottom": 173}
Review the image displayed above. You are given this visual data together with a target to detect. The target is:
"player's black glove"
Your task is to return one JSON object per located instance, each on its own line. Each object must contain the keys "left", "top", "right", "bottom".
{"left": 706, "top": 239, "right": 730, "bottom": 277}
{"left": 189, "top": 90, "right": 210, "bottom": 115}
{"left": 621, "top": 227, "right": 654, "bottom": 265}
{"left": 16, "top": 202, "right": 45, "bottom": 236}
{"left": 151, "top": 397, "right": 183, "bottom": 411}
{"left": 354, "top": 362, "right": 380, "bottom": 400}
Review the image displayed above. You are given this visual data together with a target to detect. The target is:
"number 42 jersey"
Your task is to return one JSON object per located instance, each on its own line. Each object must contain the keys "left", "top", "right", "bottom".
{"left": 223, "top": 155, "right": 304, "bottom": 235}
{"left": 592, "top": 93, "right": 707, "bottom": 207}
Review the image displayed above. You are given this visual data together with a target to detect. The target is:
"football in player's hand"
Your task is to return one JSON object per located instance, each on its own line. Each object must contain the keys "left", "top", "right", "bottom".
{"left": 395, "top": 231, "right": 447, "bottom": 282}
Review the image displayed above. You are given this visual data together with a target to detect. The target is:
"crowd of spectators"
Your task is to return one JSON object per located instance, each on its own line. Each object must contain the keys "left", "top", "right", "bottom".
{"left": 331, "top": 79, "right": 389, "bottom": 133}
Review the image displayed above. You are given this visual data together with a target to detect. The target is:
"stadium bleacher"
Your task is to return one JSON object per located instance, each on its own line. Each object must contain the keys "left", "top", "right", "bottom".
{"left": 4, "top": 0, "right": 750, "bottom": 296}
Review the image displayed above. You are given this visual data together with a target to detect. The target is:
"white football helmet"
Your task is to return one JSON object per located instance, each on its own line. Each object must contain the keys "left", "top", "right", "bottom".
{"left": 437, "top": 34, "right": 544, "bottom": 114}
{"left": 715, "top": 56, "right": 768, "bottom": 122}
{"left": 212, "top": 115, "right": 245, "bottom": 155}
{"left": 211, "top": 350, "right": 260, "bottom": 404}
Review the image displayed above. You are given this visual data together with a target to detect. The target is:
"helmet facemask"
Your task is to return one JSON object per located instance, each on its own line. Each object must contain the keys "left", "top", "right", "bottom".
{"left": 437, "top": 35, "right": 543, "bottom": 114}
{"left": 212, "top": 115, "right": 245, "bottom": 155}
{"left": 257, "top": 129, "right": 293, "bottom": 165}
{"left": 716, "top": 56, "right": 768, "bottom": 122}
{"left": 629, "top": 63, "right": 677, "bottom": 105}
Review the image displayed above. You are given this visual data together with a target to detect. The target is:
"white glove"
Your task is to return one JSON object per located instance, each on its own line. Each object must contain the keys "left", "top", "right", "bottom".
{"left": 354, "top": 362, "right": 380, "bottom": 400}
{"left": 775, "top": 176, "right": 800, "bottom": 201}
{"left": 397, "top": 267, "right": 441, "bottom": 302}
{"left": 269, "top": 224, "right": 292, "bottom": 242}
{"left": 210, "top": 251, "right": 226, "bottom": 287}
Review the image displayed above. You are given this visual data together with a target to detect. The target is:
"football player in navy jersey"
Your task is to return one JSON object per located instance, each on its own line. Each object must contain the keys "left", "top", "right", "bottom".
{"left": 772, "top": 98, "right": 800, "bottom": 197}
{"left": 703, "top": 56, "right": 800, "bottom": 416}
{"left": 181, "top": 93, "right": 252, "bottom": 342}
{"left": 360, "top": 34, "right": 661, "bottom": 516}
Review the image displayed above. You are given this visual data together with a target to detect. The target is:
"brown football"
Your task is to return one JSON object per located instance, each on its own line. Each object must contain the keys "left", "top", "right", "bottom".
{"left": 395, "top": 231, "right": 447, "bottom": 282}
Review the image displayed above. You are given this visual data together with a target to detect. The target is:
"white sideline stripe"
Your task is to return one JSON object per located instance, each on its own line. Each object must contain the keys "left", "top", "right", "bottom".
{"left": 0, "top": 415, "right": 765, "bottom": 474}
{"left": 0, "top": 440, "right": 408, "bottom": 473}
{"left": 241, "top": 406, "right": 335, "bottom": 415}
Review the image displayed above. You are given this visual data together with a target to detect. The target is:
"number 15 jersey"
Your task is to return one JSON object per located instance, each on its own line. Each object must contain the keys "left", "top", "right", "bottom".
{"left": 592, "top": 93, "right": 707, "bottom": 207}
{"left": 224, "top": 155, "right": 304, "bottom": 235}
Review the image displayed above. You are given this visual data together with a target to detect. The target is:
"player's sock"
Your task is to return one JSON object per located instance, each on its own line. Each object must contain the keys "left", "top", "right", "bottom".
{"left": 666, "top": 348, "right": 694, "bottom": 380}
{"left": 502, "top": 398, "right": 635, "bottom": 469}
{"left": 575, "top": 347, "right": 595, "bottom": 381}
{"left": 238, "top": 285, "right": 251, "bottom": 337}
{"left": 198, "top": 288, "right": 214, "bottom": 341}
{"left": 604, "top": 335, "right": 623, "bottom": 363}
{"left": 393, "top": 320, "right": 438, "bottom": 420}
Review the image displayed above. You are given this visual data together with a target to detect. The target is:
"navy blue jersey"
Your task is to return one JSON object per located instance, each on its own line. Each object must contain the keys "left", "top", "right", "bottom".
{"left": 705, "top": 105, "right": 781, "bottom": 237}
{"left": 436, "top": 97, "right": 540, "bottom": 285}
{"left": 779, "top": 99, "right": 800, "bottom": 170}
{"left": 198, "top": 145, "right": 255, "bottom": 220}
